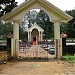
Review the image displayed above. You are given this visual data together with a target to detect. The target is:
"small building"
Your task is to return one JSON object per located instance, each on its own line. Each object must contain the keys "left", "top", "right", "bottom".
{"left": 27, "top": 22, "right": 44, "bottom": 43}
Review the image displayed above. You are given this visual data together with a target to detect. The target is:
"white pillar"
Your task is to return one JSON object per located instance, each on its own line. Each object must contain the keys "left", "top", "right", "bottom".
{"left": 54, "top": 22, "right": 60, "bottom": 39}
{"left": 54, "top": 22, "right": 61, "bottom": 59}
{"left": 13, "top": 22, "right": 19, "bottom": 58}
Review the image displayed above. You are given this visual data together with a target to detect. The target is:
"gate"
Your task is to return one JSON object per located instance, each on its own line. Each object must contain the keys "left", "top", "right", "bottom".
{"left": 16, "top": 40, "right": 55, "bottom": 61}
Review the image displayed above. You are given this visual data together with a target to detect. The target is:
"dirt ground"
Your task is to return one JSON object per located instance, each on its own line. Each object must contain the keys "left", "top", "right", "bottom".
{"left": 0, "top": 60, "right": 75, "bottom": 75}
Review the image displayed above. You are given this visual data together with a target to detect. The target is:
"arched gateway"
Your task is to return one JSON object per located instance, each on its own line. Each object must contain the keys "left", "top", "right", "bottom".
{"left": 0, "top": 0, "right": 72, "bottom": 58}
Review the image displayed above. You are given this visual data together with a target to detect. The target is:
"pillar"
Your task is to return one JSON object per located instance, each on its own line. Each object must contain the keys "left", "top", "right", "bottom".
{"left": 54, "top": 22, "right": 62, "bottom": 59}
{"left": 60, "top": 38, "right": 62, "bottom": 57}
{"left": 13, "top": 22, "right": 19, "bottom": 58}
{"left": 39, "top": 31, "right": 40, "bottom": 41}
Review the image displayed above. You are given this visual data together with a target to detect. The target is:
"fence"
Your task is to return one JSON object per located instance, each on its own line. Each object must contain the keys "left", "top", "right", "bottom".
{"left": 16, "top": 40, "right": 49, "bottom": 60}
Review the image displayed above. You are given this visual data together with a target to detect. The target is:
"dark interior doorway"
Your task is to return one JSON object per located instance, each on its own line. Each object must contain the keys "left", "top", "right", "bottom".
{"left": 33, "top": 37, "right": 36, "bottom": 41}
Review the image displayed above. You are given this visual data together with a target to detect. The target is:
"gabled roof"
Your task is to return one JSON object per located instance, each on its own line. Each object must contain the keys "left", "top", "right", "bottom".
{"left": 27, "top": 22, "right": 44, "bottom": 32}
{"left": 0, "top": 0, "right": 73, "bottom": 22}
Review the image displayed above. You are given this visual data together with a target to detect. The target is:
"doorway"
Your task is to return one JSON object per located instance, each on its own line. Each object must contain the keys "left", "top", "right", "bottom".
{"left": 33, "top": 37, "right": 36, "bottom": 41}
{"left": 33, "top": 37, "right": 36, "bottom": 45}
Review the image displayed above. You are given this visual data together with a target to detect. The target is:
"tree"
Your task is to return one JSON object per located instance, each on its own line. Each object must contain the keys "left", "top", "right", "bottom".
{"left": 0, "top": 22, "right": 13, "bottom": 39}
{"left": 36, "top": 10, "right": 54, "bottom": 38}
{"left": 21, "top": 10, "right": 38, "bottom": 31}
{"left": 65, "top": 9, "right": 75, "bottom": 38}
{"left": 60, "top": 9, "right": 75, "bottom": 38}
{"left": 19, "top": 25, "right": 27, "bottom": 41}
{"left": 60, "top": 22, "right": 67, "bottom": 33}
{"left": 0, "top": 0, "right": 17, "bottom": 17}
{"left": 0, "top": 0, "right": 18, "bottom": 39}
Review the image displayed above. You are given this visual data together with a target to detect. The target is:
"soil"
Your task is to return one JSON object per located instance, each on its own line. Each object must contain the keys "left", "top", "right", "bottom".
{"left": 0, "top": 60, "right": 75, "bottom": 75}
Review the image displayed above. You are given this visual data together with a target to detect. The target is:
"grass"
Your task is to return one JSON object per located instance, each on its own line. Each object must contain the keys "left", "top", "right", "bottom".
{"left": 62, "top": 55, "right": 75, "bottom": 63}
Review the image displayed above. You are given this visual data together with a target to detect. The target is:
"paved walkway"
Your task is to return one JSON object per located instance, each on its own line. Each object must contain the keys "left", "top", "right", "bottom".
{"left": 17, "top": 45, "right": 55, "bottom": 59}
{"left": 0, "top": 61, "right": 75, "bottom": 75}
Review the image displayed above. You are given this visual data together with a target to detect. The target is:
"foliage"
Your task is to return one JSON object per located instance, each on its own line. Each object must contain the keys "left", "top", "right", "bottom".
{"left": 0, "top": 0, "right": 18, "bottom": 39}
{"left": 0, "top": 22, "right": 13, "bottom": 39}
{"left": 60, "top": 9, "right": 75, "bottom": 38}
{"left": 62, "top": 55, "right": 75, "bottom": 63}
{"left": 0, "top": 22, "right": 27, "bottom": 40}
{"left": 60, "top": 22, "right": 67, "bottom": 33}
{"left": 0, "top": 0, "right": 17, "bottom": 17}
{"left": 36, "top": 10, "right": 54, "bottom": 38}
{"left": 64, "top": 10, "right": 75, "bottom": 38}
{"left": 19, "top": 25, "right": 28, "bottom": 41}
{"left": 21, "top": 10, "right": 38, "bottom": 30}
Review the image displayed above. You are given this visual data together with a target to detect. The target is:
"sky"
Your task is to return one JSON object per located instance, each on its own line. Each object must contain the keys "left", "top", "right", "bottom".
{"left": 15, "top": 0, "right": 75, "bottom": 11}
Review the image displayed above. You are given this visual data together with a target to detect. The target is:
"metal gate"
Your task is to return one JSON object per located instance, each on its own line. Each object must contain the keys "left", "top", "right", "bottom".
{"left": 16, "top": 40, "right": 55, "bottom": 61}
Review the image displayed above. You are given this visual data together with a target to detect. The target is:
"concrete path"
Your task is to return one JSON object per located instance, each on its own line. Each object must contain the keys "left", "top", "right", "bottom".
{"left": 17, "top": 45, "right": 55, "bottom": 59}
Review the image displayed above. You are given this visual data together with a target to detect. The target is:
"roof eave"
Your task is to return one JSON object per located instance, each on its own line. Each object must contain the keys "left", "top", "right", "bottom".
{"left": 40, "top": 0, "right": 73, "bottom": 21}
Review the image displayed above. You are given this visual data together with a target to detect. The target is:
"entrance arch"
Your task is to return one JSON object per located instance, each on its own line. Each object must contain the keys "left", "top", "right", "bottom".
{"left": 21, "top": 6, "right": 52, "bottom": 22}
{"left": 0, "top": 0, "right": 72, "bottom": 58}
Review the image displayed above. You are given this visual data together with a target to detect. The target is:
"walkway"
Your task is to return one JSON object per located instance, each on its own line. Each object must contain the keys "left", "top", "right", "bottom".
{"left": 17, "top": 45, "right": 54, "bottom": 59}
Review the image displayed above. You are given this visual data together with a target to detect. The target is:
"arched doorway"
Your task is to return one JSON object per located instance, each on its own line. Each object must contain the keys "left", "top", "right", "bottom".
{"left": 32, "top": 28, "right": 39, "bottom": 42}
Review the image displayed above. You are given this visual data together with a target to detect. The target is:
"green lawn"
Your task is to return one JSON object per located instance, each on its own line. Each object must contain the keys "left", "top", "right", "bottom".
{"left": 62, "top": 55, "right": 75, "bottom": 63}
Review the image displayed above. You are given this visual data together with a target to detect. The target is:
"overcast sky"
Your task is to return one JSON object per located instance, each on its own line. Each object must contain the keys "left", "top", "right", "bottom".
{"left": 15, "top": 0, "right": 75, "bottom": 11}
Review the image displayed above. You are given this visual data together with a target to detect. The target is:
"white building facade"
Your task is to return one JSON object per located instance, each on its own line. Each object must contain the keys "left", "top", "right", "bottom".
{"left": 27, "top": 22, "right": 44, "bottom": 42}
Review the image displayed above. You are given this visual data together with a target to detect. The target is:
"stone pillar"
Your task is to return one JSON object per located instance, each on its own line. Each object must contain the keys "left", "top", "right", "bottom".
{"left": 54, "top": 22, "right": 61, "bottom": 59}
{"left": 13, "top": 22, "right": 19, "bottom": 58}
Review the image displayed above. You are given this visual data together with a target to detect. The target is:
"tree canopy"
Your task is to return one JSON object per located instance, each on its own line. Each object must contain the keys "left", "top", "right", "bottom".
{"left": 36, "top": 10, "right": 54, "bottom": 39}
{"left": 0, "top": 0, "right": 17, "bottom": 17}
{"left": 0, "top": 0, "right": 17, "bottom": 39}
{"left": 60, "top": 9, "right": 75, "bottom": 38}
